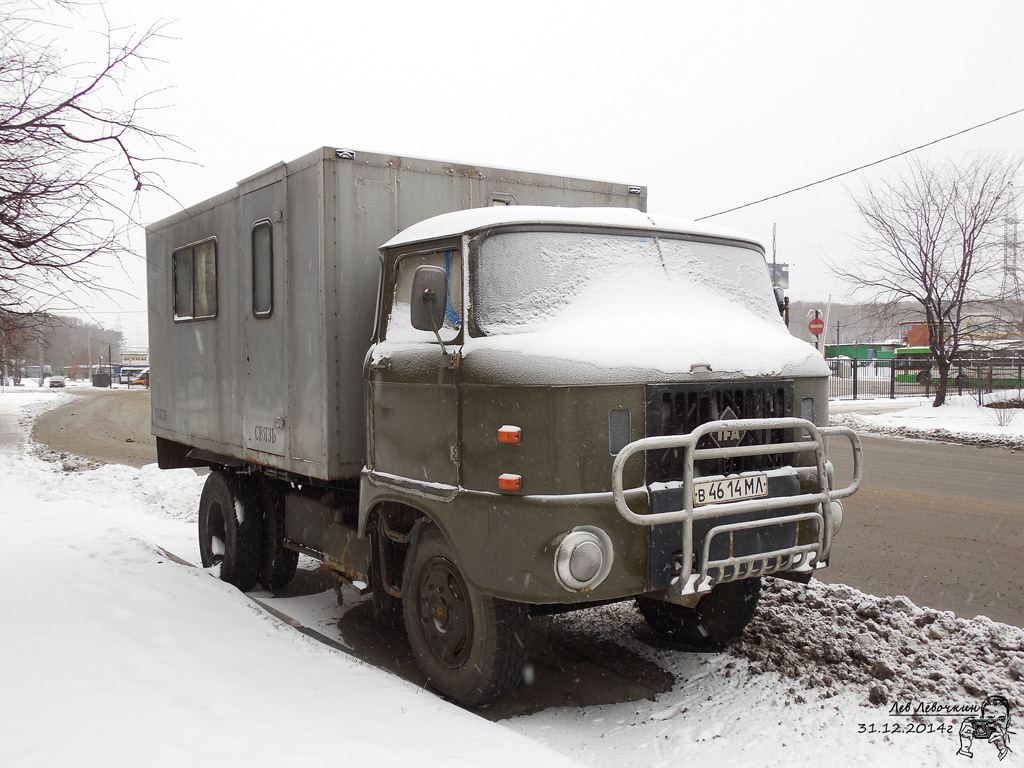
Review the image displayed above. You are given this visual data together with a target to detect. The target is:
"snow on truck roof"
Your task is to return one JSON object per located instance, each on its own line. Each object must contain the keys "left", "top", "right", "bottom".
{"left": 382, "top": 206, "right": 765, "bottom": 251}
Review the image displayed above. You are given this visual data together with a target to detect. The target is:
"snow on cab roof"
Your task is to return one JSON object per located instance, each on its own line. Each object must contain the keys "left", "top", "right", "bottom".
{"left": 382, "top": 206, "right": 765, "bottom": 251}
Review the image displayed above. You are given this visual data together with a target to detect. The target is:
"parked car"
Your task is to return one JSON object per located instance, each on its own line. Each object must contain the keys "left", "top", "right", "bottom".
{"left": 48, "top": 376, "right": 65, "bottom": 388}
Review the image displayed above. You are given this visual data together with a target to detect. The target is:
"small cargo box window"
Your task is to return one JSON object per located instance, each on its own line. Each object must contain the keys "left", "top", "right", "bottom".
{"left": 251, "top": 221, "right": 273, "bottom": 317}
{"left": 173, "top": 239, "right": 218, "bottom": 321}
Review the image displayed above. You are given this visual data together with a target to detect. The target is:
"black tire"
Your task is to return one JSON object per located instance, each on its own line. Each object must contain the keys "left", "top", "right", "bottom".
{"left": 402, "top": 527, "right": 527, "bottom": 707}
{"left": 198, "top": 471, "right": 262, "bottom": 591}
{"left": 636, "top": 577, "right": 762, "bottom": 648}
{"left": 259, "top": 479, "right": 298, "bottom": 590}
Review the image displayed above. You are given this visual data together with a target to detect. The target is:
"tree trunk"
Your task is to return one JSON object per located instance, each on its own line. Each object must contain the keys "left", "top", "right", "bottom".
{"left": 933, "top": 357, "right": 951, "bottom": 407}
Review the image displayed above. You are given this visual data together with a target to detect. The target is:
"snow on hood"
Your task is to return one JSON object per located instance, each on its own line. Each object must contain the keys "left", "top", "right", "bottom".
{"left": 464, "top": 277, "right": 826, "bottom": 378}
{"left": 465, "top": 227, "right": 825, "bottom": 378}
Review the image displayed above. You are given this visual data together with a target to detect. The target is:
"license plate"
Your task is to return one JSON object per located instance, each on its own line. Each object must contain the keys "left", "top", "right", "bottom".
{"left": 694, "top": 473, "right": 768, "bottom": 506}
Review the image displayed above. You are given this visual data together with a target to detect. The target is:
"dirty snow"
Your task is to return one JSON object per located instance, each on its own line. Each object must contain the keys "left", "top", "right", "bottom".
{"left": 1, "top": 388, "right": 1021, "bottom": 767}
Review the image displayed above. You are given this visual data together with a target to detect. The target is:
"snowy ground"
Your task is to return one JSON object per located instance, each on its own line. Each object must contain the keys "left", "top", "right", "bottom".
{"left": 832, "top": 392, "right": 1024, "bottom": 449}
{"left": 1, "top": 388, "right": 1021, "bottom": 767}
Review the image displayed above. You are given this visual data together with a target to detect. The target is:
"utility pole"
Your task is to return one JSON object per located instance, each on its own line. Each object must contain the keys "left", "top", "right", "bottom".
{"left": 772, "top": 223, "right": 777, "bottom": 285}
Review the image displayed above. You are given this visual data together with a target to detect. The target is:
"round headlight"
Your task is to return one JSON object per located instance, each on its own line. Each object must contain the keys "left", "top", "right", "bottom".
{"left": 554, "top": 526, "right": 614, "bottom": 592}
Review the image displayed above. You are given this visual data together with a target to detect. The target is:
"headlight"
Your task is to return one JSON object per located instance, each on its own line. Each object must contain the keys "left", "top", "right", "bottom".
{"left": 554, "top": 526, "right": 614, "bottom": 592}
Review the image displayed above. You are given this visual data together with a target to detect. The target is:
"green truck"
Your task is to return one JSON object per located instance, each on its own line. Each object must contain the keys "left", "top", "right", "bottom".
{"left": 147, "top": 147, "right": 861, "bottom": 706}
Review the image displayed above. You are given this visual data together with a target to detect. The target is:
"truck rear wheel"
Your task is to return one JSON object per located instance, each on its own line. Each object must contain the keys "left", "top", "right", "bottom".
{"left": 636, "top": 577, "right": 761, "bottom": 648}
{"left": 198, "top": 471, "right": 262, "bottom": 591}
{"left": 402, "top": 527, "right": 527, "bottom": 707}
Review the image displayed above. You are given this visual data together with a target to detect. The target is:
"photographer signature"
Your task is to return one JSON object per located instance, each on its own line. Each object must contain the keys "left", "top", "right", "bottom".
{"left": 958, "top": 695, "right": 1013, "bottom": 761}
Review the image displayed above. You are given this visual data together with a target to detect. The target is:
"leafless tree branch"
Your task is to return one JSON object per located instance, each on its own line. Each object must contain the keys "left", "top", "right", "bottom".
{"left": 0, "top": 0, "right": 177, "bottom": 315}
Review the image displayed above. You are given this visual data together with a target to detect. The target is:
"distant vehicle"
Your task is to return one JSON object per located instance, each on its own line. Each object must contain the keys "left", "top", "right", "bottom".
{"left": 132, "top": 370, "right": 149, "bottom": 387}
{"left": 48, "top": 376, "right": 65, "bottom": 388}
{"left": 120, "top": 366, "right": 146, "bottom": 384}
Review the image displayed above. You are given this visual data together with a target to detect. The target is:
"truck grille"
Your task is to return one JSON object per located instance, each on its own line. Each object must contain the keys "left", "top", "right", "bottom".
{"left": 645, "top": 381, "right": 794, "bottom": 483}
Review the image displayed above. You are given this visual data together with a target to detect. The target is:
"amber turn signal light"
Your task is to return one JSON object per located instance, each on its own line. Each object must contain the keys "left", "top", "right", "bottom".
{"left": 498, "top": 425, "right": 521, "bottom": 444}
{"left": 498, "top": 473, "right": 522, "bottom": 492}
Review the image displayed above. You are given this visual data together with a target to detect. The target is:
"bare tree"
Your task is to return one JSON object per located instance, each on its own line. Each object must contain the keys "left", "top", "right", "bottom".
{"left": 0, "top": 307, "right": 47, "bottom": 383}
{"left": 834, "top": 154, "right": 1021, "bottom": 406}
{"left": 0, "top": 1, "right": 169, "bottom": 316}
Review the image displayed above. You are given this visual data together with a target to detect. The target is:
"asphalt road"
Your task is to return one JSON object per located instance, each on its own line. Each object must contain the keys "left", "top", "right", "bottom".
{"left": 34, "top": 386, "right": 156, "bottom": 468}
{"left": 821, "top": 435, "right": 1024, "bottom": 627}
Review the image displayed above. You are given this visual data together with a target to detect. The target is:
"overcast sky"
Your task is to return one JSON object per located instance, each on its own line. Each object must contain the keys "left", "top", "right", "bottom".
{"left": 53, "top": 0, "right": 1024, "bottom": 346}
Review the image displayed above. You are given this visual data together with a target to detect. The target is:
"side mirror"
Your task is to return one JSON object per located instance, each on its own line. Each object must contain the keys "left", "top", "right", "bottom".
{"left": 410, "top": 265, "right": 448, "bottom": 332}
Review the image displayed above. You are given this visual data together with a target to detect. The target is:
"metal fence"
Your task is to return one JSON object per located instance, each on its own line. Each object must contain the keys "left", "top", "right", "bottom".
{"left": 827, "top": 357, "right": 1024, "bottom": 402}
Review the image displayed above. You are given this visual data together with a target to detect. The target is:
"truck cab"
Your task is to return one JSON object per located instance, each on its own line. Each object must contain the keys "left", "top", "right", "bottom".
{"left": 357, "top": 206, "right": 860, "bottom": 703}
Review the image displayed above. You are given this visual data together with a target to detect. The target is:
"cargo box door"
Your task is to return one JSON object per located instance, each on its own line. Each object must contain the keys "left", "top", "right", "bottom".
{"left": 240, "top": 179, "right": 288, "bottom": 458}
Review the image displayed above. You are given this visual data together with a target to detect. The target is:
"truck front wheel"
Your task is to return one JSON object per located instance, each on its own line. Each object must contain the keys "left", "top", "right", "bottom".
{"left": 636, "top": 577, "right": 761, "bottom": 648}
{"left": 402, "top": 527, "right": 527, "bottom": 707}
{"left": 198, "top": 471, "right": 262, "bottom": 591}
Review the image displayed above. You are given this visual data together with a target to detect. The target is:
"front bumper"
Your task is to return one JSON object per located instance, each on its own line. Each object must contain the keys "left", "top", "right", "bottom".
{"left": 612, "top": 417, "right": 862, "bottom": 596}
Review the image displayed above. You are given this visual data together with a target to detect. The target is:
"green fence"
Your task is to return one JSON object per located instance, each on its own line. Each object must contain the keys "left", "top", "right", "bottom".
{"left": 827, "top": 357, "right": 1024, "bottom": 402}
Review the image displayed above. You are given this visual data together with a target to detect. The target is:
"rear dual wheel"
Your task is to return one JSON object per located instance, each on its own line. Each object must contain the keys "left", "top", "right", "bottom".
{"left": 198, "top": 471, "right": 262, "bottom": 591}
{"left": 199, "top": 471, "right": 299, "bottom": 591}
{"left": 258, "top": 479, "right": 298, "bottom": 590}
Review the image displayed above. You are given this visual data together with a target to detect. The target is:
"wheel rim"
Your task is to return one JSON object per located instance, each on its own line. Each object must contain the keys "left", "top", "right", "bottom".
{"left": 416, "top": 555, "right": 473, "bottom": 669}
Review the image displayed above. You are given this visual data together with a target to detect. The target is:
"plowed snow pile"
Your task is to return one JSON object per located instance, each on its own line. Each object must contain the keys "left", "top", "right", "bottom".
{"left": 734, "top": 579, "right": 1024, "bottom": 707}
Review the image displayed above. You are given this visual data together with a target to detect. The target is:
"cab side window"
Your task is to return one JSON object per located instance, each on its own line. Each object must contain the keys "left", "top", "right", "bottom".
{"left": 173, "top": 239, "right": 218, "bottom": 321}
{"left": 386, "top": 249, "right": 462, "bottom": 343}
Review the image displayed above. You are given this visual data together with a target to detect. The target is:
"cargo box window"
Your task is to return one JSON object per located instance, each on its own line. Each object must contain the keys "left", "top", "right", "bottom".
{"left": 173, "top": 239, "right": 218, "bottom": 321}
{"left": 251, "top": 221, "right": 273, "bottom": 317}
{"left": 387, "top": 249, "right": 462, "bottom": 343}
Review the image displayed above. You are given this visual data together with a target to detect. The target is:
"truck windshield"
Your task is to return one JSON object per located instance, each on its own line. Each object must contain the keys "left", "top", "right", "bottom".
{"left": 472, "top": 230, "right": 777, "bottom": 335}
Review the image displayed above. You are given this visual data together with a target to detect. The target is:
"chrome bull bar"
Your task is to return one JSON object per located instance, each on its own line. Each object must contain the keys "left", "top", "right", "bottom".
{"left": 611, "top": 418, "right": 862, "bottom": 590}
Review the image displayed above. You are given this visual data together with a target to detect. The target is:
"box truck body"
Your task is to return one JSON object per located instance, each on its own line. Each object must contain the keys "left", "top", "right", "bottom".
{"left": 146, "top": 147, "right": 860, "bottom": 708}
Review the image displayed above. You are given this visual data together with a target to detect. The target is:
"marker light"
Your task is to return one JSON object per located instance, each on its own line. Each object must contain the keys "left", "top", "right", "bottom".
{"left": 498, "top": 473, "right": 522, "bottom": 492}
{"left": 498, "top": 425, "right": 521, "bottom": 444}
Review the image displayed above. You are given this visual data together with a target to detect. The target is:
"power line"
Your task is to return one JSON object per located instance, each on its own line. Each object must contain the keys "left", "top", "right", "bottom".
{"left": 696, "top": 106, "right": 1024, "bottom": 221}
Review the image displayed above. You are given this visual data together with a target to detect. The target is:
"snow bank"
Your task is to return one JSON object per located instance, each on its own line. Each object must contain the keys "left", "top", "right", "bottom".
{"left": 833, "top": 394, "right": 1024, "bottom": 449}
{"left": 0, "top": 395, "right": 579, "bottom": 768}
